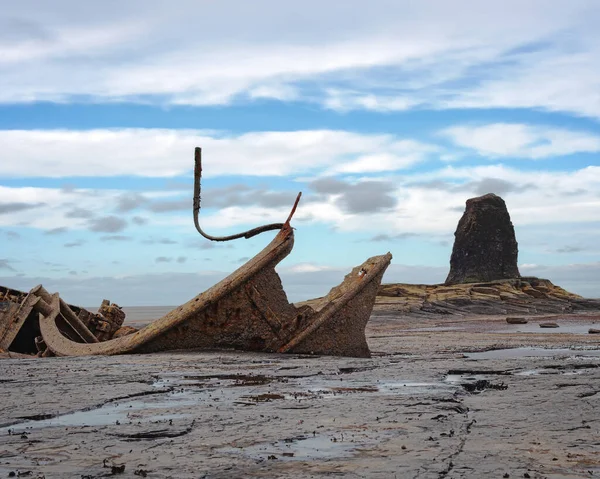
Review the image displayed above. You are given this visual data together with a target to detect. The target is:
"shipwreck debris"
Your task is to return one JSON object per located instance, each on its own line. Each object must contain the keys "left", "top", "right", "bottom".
{"left": 0, "top": 148, "right": 391, "bottom": 358}
{"left": 0, "top": 285, "right": 128, "bottom": 357}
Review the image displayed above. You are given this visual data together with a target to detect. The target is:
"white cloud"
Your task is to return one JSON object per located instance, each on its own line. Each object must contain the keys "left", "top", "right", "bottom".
{"left": 444, "top": 48, "right": 600, "bottom": 119}
{"left": 0, "top": 186, "right": 121, "bottom": 230}
{"left": 0, "top": 21, "right": 143, "bottom": 65}
{"left": 1, "top": 1, "right": 599, "bottom": 118}
{"left": 440, "top": 123, "right": 600, "bottom": 159}
{"left": 519, "top": 264, "right": 540, "bottom": 270}
{"left": 3, "top": 160, "right": 600, "bottom": 238}
{"left": 323, "top": 90, "right": 419, "bottom": 112}
{"left": 409, "top": 164, "right": 600, "bottom": 228}
{"left": 0, "top": 128, "right": 434, "bottom": 178}
{"left": 284, "top": 263, "right": 336, "bottom": 273}
{"left": 167, "top": 164, "right": 600, "bottom": 237}
{"left": 326, "top": 140, "right": 436, "bottom": 174}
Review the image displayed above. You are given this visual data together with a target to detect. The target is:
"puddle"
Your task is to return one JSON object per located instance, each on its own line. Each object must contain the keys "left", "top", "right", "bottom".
{"left": 446, "top": 374, "right": 489, "bottom": 383}
{"left": 156, "top": 371, "right": 455, "bottom": 403}
{"left": 514, "top": 370, "right": 542, "bottom": 376}
{"left": 494, "top": 324, "right": 599, "bottom": 334}
{"left": 445, "top": 374, "right": 508, "bottom": 393}
{"left": 466, "top": 347, "right": 600, "bottom": 360}
{"left": 1, "top": 391, "right": 193, "bottom": 434}
{"left": 221, "top": 432, "right": 386, "bottom": 461}
{"left": 295, "top": 378, "right": 454, "bottom": 400}
{"left": 396, "top": 326, "right": 464, "bottom": 333}
{"left": 4, "top": 370, "right": 459, "bottom": 435}
{"left": 377, "top": 381, "right": 453, "bottom": 394}
{"left": 514, "top": 369, "right": 584, "bottom": 376}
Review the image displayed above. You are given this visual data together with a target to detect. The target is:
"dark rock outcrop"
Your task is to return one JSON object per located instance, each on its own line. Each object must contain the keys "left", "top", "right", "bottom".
{"left": 446, "top": 193, "right": 520, "bottom": 285}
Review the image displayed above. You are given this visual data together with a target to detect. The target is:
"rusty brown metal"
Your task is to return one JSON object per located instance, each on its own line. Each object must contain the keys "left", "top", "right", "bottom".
{"left": 0, "top": 148, "right": 392, "bottom": 358}
{"left": 0, "top": 285, "right": 106, "bottom": 355}
{"left": 193, "top": 146, "right": 302, "bottom": 242}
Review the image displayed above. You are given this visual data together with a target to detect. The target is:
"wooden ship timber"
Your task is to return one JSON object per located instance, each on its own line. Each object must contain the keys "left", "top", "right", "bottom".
{"left": 0, "top": 149, "right": 392, "bottom": 358}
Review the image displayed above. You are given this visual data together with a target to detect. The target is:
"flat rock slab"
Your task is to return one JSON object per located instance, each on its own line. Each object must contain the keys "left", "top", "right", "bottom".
{"left": 1, "top": 313, "right": 599, "bottom": 478}
{"left": 540, "top": 322, "right": 560, "bottom": 328}
{"left": 506, "top": 317, "right": 528, "bottom": 324}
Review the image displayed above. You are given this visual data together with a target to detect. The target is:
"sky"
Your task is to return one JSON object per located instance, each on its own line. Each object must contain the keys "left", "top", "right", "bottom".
{"left": 1, "top": 0, "right": 599, "bottom": 306}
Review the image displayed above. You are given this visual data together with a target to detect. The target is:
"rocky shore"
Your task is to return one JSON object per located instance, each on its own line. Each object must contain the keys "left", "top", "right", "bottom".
{"left": 376, "top": 277, "right": 600, "bottom": 318}
{"left": 1, "top": 311, "right": 599, "bottom": 478}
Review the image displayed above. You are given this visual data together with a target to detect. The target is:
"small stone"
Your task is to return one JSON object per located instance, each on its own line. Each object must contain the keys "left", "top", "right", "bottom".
{"left": 506, "top": 317, "right": 528, "bottom": 324}
{"left": 540, "top": 322, "right": 559, "bottom": 328}
{"left": 589, "top": 328, "right": 600, "bottom": 334}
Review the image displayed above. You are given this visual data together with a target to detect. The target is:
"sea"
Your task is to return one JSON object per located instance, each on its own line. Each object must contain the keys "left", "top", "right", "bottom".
{"left": 120, "top": 306, "right": 175, "bottom": 326}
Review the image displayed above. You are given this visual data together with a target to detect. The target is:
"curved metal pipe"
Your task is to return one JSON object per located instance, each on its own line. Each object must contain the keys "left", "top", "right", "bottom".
{"left": 193, "top": 147, "right": 301, "bottom": 241}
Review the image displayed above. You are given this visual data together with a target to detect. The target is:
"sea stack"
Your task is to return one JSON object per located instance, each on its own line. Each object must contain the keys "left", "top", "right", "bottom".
{"left": 446, "top": 193, "right": 520, "bottom": 285}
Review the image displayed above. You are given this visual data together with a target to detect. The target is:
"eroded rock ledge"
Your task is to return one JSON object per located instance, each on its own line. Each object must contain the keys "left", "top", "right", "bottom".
{"left": 375, "top": 277, "right": 600, "bottom": 317}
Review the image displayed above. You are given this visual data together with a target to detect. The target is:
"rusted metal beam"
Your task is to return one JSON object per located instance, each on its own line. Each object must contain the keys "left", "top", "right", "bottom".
{"left": 31, "top": 285, "right": 98, "bottom": 343}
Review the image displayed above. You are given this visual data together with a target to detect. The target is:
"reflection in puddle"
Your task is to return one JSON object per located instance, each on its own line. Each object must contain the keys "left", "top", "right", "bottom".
{"left": 466, "top": 347, "right": 600, "bottom": 360}
{"left": 1, "top": 391, "right": 193, "bottom": 433}
{"left": 156, "top": 372, "right": 454, "bottom": 404}
{"left": 221, "top": 432, "right": 386, "bottom": 461}
{"left": 377, "top": 381, "right": 453, "bottom": 394}
{"left": 495, "top": 324, "right": 599, "bottom": 334}
{"left": 2, "top": 371, "right": 458, "bottom": 435}
{"left": 396, "top": 326, "right": 464, "bottom": 333}
{"left": 446, "top": 374, "right": 487, "bottom": 383}
{"left": 445, "top": 374, "right": 508, "bottom": 393}
{"left": 301, "top": 379, "right": 453, "bottom": 399}
{"left": 514, "top": 369, "right": 584, "bottom": 376}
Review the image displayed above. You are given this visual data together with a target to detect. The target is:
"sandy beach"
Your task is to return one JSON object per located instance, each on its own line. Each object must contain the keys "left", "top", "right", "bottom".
{"left": 1, "top": 312, "right": 599, "bottom": 478}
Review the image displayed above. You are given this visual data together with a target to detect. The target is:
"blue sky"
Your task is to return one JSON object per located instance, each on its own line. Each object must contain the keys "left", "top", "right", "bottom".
{"left": 1, "top": 0, "right": 599, "bottom": 305}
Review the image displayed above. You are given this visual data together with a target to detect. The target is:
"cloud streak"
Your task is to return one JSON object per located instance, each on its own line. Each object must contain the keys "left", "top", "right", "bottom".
{"left": 0, "top": 129, "right": 434, "bottom": 178}
{"left": 441, "top": 123, "right": 600, "bottom": 159}
{"left": 1, "top": 1, "right": 599, "bottom": 118}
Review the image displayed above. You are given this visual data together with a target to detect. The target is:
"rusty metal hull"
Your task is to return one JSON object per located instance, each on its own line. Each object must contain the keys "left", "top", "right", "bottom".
{"left": 3, "top": 225, "right": 391, "bottom": 358}
{"left": 1, "top": 147, "right": 393, "bottom": 359}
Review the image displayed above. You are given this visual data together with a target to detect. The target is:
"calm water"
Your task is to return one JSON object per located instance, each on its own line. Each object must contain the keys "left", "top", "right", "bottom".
{"left": 121, "top": 306, "right": 176, "bottom": 324}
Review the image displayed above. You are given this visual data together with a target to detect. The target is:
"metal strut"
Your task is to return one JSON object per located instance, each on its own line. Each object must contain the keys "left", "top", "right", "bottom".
{"left": 193, "top": 147, "right": 302, "bottom": 242}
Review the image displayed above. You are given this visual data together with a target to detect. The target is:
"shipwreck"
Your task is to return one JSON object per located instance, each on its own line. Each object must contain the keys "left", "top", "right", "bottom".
{"left": 0, "top": 148, "right": 391, "bottom": 359}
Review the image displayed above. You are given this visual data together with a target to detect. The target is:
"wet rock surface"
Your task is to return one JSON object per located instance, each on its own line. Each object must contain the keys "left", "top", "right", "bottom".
{"left": 1, "top": 313, "right": 600, "bottom": 478}
{"left": 446, "top": 194, "right": 520, "bottom": 285}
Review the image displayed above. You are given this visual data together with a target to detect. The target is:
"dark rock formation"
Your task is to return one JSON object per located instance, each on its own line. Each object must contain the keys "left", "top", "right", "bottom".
{"left": 446, "top": 193, "right": 520, "bottom": 285}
